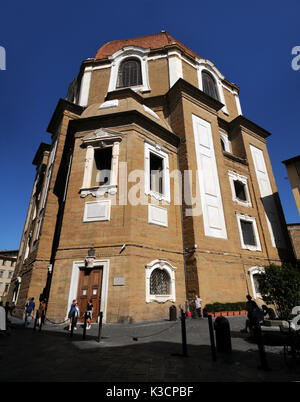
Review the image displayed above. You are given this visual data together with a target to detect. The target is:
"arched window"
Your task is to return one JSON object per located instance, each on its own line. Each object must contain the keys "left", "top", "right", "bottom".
{"left": 145, "top": 259, "right": 176, "bottom": 303}
{"left": 202, "top": 70, "right": 219, "bottom": 101}
{"left": 150, "top": 268, "right": 170, "bottom": 295}
{"left": 117, "top": 58, "right": 142, "bottom": 88}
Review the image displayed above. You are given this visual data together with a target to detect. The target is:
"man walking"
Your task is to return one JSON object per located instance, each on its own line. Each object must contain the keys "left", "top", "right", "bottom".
{"left": 25, "top": 297, "right": 35, "bottom": 326}
{"left": 195, "top": 295, "right": 203, "bottom": 318}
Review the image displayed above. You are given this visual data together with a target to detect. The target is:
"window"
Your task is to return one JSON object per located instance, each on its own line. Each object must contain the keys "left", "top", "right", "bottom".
{"left": 202, "top": 71, "right": 219, "bottom": 100}
{"left": 220, "top": 137, "right": 226, "bottom": 152}
{"left": 145, "top": 143, "right": 170, "bottom": 202}
{"left": 117, "top": 58, "right": 142, "bottom": 88}
{"left": 150, "top": 153, "right": 163, "bottom": 194}
{"left": 197, "top": 61, "right": 228, "bottom": 114}
{"left": 80, "top": 129, "right": 122, "bottom": 198}
{"left": 108, "top": 46, "right": 150, "bottom": 93}
{"left": 234, "top": 181, "right": 247, "bottom": 201}
{"left": 8, "top": 271, "right": 13, "bottom": 279}
{"left": 220, "top": 132, "right": 230, "bottom": 153}
{"left": 248, "top": 266, "right": 264, "bottom": 299}
{"left": 228, "top": 171, "right": 251, "bottom": 207}
{"left": 0, "top": 271, "right": 3, "bottom": 278}
{"left": 145, "top": 259, "right": 176, "bottom": 303}
{"left": 4, "top": 284, "right": 9, "bottom": 294}
{"left": 150, "top": 268, "right": 170, "bottom": 295}
{"left": 236, "top": 213, "right": 261, "bottom": 251}
{"left": 91, "top": 147, "right": 112, "bottom": 187}
{"left": 240, "top": 220, "right": 256, "bottom": 246}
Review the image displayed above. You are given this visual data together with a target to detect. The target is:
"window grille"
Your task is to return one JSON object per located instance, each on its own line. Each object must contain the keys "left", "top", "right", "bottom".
{"left": 202, "top": 71, "right": 219, "bottom": 100}
{"left": 117, "top": 58, "right": 142, "bottom": 88}
{"left": 150, "top": 269, "right": 170, "bottom": 295}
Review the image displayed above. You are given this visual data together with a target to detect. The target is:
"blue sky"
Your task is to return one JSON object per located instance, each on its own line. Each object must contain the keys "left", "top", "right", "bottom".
{"left": 0, "top": 0, "right": 299, "bottom": 250}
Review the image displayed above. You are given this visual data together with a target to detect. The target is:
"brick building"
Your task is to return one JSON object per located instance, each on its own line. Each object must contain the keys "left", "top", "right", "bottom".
{"left": 8, "top": 32, "right": 294, "bottom": 323}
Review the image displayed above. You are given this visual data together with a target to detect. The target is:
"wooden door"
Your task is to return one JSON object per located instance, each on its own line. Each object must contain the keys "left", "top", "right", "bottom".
{"left": 77, "top": 267, "right": 103, "bottom": 323}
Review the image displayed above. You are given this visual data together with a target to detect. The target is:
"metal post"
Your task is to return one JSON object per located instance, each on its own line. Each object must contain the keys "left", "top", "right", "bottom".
{"left": 83, "top": 312, "right": 87, "bottom": 340}
{"left": 254, "top": 323, "right": 270, "bottom": 371}
{"left": 97, "top": 311, "right": 103, "bottom": 343}
{"left": 208, "top": 314, "right": 217, "bottom": 361}
{"left": 180, "top": 308, "right": 188, "bottom": 357}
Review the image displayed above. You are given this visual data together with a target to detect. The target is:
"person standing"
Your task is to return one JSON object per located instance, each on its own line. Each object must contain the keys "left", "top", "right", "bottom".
{"left": 68, "top": 299, "right": 77, "bottom": 331}
{"left": 25, "top": 297, "right": 35, "bottom": 326}
{"left": 86, "top": 299, "right": 93, "bottom": 330}
{"left": 195, "top": 295, "right": 203, "bottom": 318}
{"left": 37, "top": 299, "right": 46, "bottom": 328}
{"left": 241, "top": 294, "right": 258, "bottom": 333}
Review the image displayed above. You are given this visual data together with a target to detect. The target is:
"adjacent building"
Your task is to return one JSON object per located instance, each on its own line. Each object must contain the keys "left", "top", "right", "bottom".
{"left": 0, "top": 250, "right": 18, "bottom": 303}
{"left": 8, "top": 32, "right": 294, "bottom": 323}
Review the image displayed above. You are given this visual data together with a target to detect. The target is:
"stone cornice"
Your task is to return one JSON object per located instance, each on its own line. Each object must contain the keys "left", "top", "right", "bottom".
{"left": 69, "top": 109, "right": 180, "bottom": 148}
{"left": 32, "top": 142, "right": 51, "bottom": 166}
{"left": 47, "top": 98, "right": 85, "bottom": 135}
{"left": 229, "top": 115, "right": 271, "bottom": 140}
{"left": 166, "top": 78, "right": 224, "bottom": 113}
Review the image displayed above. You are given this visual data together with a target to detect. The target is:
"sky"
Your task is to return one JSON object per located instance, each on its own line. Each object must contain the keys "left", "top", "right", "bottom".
{"left": 0, "top": 0, "right": 299, "bottom": 250}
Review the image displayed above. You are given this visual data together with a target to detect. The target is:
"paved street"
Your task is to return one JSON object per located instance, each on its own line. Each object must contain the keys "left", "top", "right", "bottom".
{"left": 1, "top": 315, "right": 300, "bottom": 382}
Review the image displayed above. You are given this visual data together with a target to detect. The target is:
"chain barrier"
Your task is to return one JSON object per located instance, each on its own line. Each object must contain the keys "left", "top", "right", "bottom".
{"left": 45, "top": 317, "right": 69, "bottom": 325}
{"left": 131, "top": 320, "right": 180, "bottom": 341}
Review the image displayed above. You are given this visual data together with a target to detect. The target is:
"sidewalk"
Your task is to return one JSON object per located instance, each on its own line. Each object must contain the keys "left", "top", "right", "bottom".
{"left": 1, "top": 315, "right": 299, "bottom": 382}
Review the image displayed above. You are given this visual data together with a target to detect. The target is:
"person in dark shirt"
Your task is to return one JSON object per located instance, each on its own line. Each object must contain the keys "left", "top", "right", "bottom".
{"left": 262, "top": 305, "right": 276, "bottom": 320}
{"left": 241, "top": 295, "right": 259, "bottom": 333}
{"left": 25, "top": 297, "right": 35, "bottom": 326}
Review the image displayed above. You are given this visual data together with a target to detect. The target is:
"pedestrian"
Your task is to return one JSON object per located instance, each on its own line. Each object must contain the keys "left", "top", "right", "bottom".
{"left": 240, "top": 294, "right": 258, "bottom": 333}
{"left": 195, "top": 295, "right": 203, "bottom": 318}
{"left": 25, "top": 297, "right": 35, "bottom": 326}
{"left": 37, "top": 299, "right": 46, "bottom": 328}
{"left": 262, "top": 305, "right": 276, "bottom": 320}
{"left": 85, "top": 299, "right": 93, "bottom": 329}
{"left": 68, "top": 299, "right": 78, "bottom": 331}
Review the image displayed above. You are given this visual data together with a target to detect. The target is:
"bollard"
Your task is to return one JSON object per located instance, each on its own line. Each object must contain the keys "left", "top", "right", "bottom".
{"left": 214, "top": 316, "right": 232, "bottom": 353}
{"left": 33, "top": 311, "right": 39, "bottom": 331}
{"left": 83, "top": 312, "right": 87, "bottom": 340}
{"left": 254, "top": 323, "right": 271, "bottom": 371}
{"left": 180, "top": 308, "right": 188, "bottom": 357}
{"left": 208, "top": 315, "right": 217, "bottom": 361}
{"left": 70, "top": 311, "right": 75, "bottom": 338}
{"left": 97, "top": 311, "right": 103, "bottom": 343}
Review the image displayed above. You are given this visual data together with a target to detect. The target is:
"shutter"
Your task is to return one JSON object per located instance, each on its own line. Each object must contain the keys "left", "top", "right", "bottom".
{"left": 192, "top": 115, "right": 227, "bottom": 239}
{"left": 250, "top": 145, "right": 285, "bottom": 248}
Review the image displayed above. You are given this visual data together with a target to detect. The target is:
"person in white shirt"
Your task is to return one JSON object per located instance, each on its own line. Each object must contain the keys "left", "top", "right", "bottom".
{"left": 195, "top": 295, "right": 203, "bottom": 318}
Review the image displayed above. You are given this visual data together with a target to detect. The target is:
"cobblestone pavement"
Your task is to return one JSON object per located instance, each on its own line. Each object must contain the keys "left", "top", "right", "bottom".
{"left": 1, "top": 315, "right": 300, "bottom": 382}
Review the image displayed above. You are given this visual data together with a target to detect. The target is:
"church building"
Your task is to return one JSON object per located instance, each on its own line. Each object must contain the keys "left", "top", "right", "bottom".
{"left": 8, "top": 32, "right": 294, "bottom": 323}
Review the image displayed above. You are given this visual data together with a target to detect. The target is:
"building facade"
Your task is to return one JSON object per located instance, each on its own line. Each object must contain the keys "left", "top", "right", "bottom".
{"left": 283, "top": 155, "right": 300, "bottom": 215}
{"left": 0, "top": 250, "right": 18, "bottom": 303}
{"left": 8, "top": 32, "right": 294, "bottom": 323}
